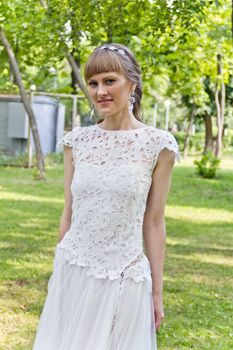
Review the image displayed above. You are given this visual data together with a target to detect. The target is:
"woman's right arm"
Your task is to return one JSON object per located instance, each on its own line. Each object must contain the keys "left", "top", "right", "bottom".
{"left": 57, "top": 145, "right": 74, "bottom": 243}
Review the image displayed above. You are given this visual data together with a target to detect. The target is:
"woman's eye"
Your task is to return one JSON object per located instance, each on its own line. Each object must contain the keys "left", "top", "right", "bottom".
{"left": 88, "top": 79, "right": 115, "bottom": 87}
{"left": 88, "top": 81, "right": 97, "bottom": 87}
{"left": 106, "top": 79, "right": 115, "bottom": 85}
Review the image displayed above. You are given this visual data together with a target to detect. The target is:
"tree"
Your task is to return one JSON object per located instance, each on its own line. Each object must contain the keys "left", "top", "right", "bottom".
{"left": 1, "top": 0, "right": 232, "bottom": 160}
{"left": 142, "top": 0, "right": 232, "bottom": 157}
{"left": 0, "top": 2, "right": 46, "bottom": 178}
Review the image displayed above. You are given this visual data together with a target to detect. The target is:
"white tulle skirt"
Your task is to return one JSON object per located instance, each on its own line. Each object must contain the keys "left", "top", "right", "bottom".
{"left": 32, "top": 245, "right": 157, "bottom": 350}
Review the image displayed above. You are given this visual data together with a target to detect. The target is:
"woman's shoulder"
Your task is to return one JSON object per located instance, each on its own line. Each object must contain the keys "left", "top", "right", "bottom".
{"left": 155, "top": 128, "right": 180, "bottom": 162}
{"left": 56, "top": 125, "right": 84, "bottom": 150}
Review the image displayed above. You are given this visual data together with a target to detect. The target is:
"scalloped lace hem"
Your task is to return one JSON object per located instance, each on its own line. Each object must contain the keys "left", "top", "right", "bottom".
{"left": 55, "top": 245, "right": 152, "bottom": 284}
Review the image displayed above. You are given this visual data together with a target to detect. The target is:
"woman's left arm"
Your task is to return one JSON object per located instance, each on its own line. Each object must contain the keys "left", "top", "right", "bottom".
{"left": 143, "top": 147, "right": 176, "bottom": 331}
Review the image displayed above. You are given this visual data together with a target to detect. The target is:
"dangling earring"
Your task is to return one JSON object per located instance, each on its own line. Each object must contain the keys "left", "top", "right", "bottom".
{"left": 129, "top": 92, "right": 135, "bottom": 113}
{"left": 90, "top": 105, "right": 95, "bottom": 121}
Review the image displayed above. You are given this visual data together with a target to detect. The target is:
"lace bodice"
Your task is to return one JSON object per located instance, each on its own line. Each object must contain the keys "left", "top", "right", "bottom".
{"left": 56, "top": 124, "right": 180, "bottom": 283}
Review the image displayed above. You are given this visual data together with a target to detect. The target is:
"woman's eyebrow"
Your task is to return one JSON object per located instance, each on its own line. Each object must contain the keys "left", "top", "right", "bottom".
{"left": 104, "top": 75, "right": 117, "bottom": 79}
{"left": 87, "top": 75, "right": 117, "bottom": 82}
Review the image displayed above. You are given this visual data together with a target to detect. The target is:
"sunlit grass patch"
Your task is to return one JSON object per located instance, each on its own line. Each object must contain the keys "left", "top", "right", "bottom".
{"left": 0, "top": 157, "right": 233, "bottom": 349}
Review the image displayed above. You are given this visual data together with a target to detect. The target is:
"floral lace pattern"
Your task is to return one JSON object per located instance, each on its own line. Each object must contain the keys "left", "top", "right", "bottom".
{"left": 56, "top": 124, "right": 180, "bottom": 282}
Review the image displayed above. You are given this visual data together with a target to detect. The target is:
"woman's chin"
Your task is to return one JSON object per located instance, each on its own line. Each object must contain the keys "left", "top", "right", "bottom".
{"left": 98, "top": 109, "right": 114, "bottom": 117}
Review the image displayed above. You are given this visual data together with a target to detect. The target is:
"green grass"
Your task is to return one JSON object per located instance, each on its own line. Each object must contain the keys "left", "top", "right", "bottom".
{"left": 0, "top": 162, "right": 64, "bottom": 350}
{"left": 0, "top": 156, "right": 232, "bottom": 349}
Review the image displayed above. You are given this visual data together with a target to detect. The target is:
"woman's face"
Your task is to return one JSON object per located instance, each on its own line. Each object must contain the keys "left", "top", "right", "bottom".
{"left": 87, "top": 71, "right": 133, "bottom": 117}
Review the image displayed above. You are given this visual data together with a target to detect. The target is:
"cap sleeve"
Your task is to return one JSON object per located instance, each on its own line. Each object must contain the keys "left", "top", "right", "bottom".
{"left": 56, "top": 126, "right": 80, "bottom": 152}
{"left": 159, "top": 130, "right": 181, "bottom": 163}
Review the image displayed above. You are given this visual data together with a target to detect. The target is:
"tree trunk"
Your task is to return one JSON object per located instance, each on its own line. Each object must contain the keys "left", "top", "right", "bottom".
{"left": 39, "top": 0, "right": 92, "bottom": 109}
{"left": 232, "top": 0, "right": 233, "bottom": 41}
{"left": 203, "top": 113, "right": 214, "bottom": 153}
{"left": 0, "top": 27, "right": 45, "bottom": 179}
{"left": 215, "top": 87, "right": 222, "bottom": 157}
{"left": 66, "top": 52, "right": 92, "bottom": 107}
{"left": 9, "top": 39, "right": 19, "bottom": 84}
{"left": 71, "top": 53, "right": 80, "bottom": 93}
{"left": 215, "top": 54, "right": 225, "bottom": 158}
{"left": 220, "top": 77, "right": 225, "bottom": 133}
{"left": 183, "top": 104, "right": 195, "bottom": 159}
{"left": 67, "top": 49, "right": 100, "bottom": 120}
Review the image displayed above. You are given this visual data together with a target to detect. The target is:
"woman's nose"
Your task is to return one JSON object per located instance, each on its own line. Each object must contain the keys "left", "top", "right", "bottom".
{"left": 97, "top": 84, "right": 107, "bottom": 96}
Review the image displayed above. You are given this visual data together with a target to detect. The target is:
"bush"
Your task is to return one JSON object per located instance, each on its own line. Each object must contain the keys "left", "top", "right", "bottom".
{"left": 194, "top": 152, "right": 221, "bottom": 179}
{"left": 0, "top": 151, "right": 63, "bottom": 168}
{"left": 222, "top": 129, "right": 233, "bottom": 149}
{"left": 174, "top": 130, "right": 233, "bottom": 155}
{"left": 0, "top": 151, "right": 34, "bottom": 167}
{"left": 174, "top": 132, "right": 205, "bottom": 153}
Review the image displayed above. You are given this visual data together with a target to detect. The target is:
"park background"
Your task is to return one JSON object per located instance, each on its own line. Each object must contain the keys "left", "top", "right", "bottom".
{"left": 0, "top": 1, "right": 233, "bottom": 349}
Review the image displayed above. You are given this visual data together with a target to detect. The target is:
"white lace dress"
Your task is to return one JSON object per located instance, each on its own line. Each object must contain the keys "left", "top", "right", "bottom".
{"left": 32, "top": 123, "right": 180, "bottom": 350}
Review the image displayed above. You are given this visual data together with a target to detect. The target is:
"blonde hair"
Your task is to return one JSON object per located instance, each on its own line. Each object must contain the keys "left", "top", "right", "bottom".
{"left": 84, "top": 43, "right": 142, "bottom": 121}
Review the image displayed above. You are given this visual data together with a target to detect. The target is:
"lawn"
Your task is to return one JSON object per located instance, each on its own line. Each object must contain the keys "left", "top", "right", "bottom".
{"left": 0, "top": 155, "right": 232, "bottom": 350}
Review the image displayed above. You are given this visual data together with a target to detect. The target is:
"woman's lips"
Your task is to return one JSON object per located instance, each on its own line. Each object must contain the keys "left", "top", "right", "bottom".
{"left": 97, "top": 99, "right": 113, "bottom": 105}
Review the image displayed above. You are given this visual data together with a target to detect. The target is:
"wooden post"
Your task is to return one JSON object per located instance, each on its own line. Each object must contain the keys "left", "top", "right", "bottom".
{"left": 72, "top": 95, "right": 77, "bottom": 127}
{"left": 27, "top": 89, "right": 33, "bottom": 168}
{"left": 153, "top": 103, "right": 157, "bottom": 128}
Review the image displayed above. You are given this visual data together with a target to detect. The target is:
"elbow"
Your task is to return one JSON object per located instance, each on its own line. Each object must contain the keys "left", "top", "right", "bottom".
{"left": 143, "top": 212, "right": 166, "bottom": 229}
{"left": 143, "top": 219, "right": 166, "bottom": 238}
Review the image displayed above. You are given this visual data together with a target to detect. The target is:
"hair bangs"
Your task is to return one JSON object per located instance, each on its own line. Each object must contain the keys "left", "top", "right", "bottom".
{"left": 84, "top": 49, "right": 125, "bottom": 81}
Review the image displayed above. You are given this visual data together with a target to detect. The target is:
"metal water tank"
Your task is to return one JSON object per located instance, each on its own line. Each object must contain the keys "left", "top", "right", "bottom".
{"left": 29, "top": 95, "right": 65, "bottom": 155}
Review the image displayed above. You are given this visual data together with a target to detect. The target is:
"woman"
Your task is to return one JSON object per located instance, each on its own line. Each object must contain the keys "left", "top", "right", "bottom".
{"left": 32, "top": 43, "right": 180, "bottom": 350}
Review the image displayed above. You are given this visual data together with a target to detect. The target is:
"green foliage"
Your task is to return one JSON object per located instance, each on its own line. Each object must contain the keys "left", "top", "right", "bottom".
{"left": 173, "top": 132, "right": 186, "bottom": 151}
{"left": 222, "top": 129, "right": 233, "bottom": 149}
{"left": 194, "top": 151, "right": 221, "bottom": 179}
{"left": 189, "top": 134, "right": 205, "bottom": 153}
{"left": 0, "top": 0, "right": 233, "bottom": 155}
{"left": 174, "top": 132, "right": 205, "bottom": 153}
{"left": 174, "top": 130, "right": 233, "bottom": 156}
{"left": 44, "top": 152, "right": 64, "bottom": 167}
{"left": 0, "top": 151, "right": 34, "bottom": 167}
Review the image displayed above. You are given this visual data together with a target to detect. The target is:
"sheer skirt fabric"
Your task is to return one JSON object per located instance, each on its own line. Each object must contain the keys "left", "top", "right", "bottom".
{"left": 32, "top": 246, "right": 157, "bottom": 350}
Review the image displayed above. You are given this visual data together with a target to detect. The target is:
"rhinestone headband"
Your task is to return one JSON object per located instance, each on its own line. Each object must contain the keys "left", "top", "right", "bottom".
{"left": 99, "top": 45, "right": 127, "bottom": 56}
